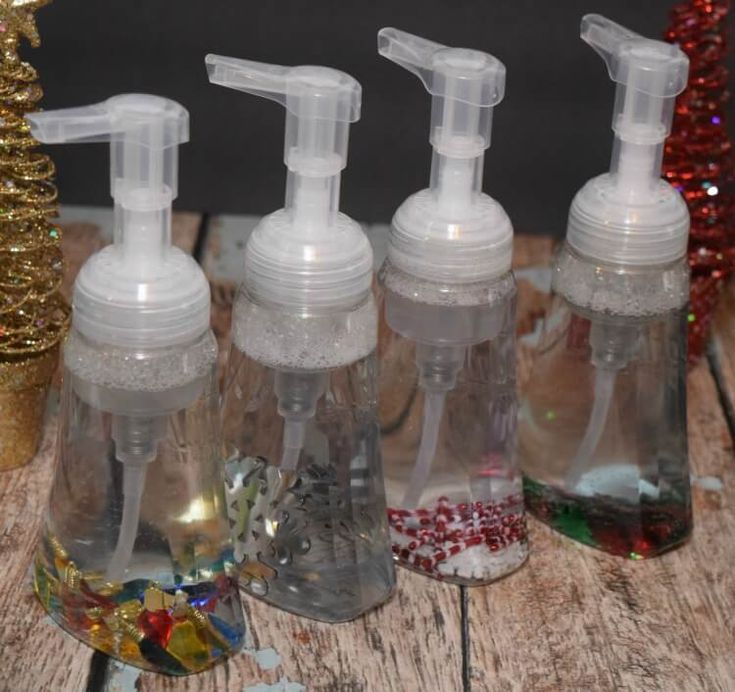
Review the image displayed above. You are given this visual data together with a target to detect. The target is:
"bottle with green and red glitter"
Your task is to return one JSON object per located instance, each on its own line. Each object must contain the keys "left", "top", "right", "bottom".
{"left": 518, "top": 15, "right": 693, "bottom": 559}
{"left": 375, "top": 29, "right": 528, "bottom": 584}
{"left": 28, "top": 94, "right": 246, "bottom": 673}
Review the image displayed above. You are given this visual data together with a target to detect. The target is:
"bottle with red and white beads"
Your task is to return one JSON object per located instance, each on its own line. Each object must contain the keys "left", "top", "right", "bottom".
{"left": 376, "top": 28, "right": 527, "bottom": 584}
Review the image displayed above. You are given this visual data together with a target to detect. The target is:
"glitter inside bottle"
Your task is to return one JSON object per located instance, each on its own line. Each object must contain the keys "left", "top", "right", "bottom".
{"left": 29, "top": 95, "right": 245, "bottom": 673}
{"left": 519, "top": 15, "right": 693, "bottom": 558}
{"left": 206, "top": 55, "right": 396, "bottom": 620}
{"left": 378, "top": 263, "right": 527, "bottom": 583}
{"left": 375, "top": 29, "right": 528, "bottom": 583}
{"left": 520, "top": 248, "right": 692, "bottom": 558}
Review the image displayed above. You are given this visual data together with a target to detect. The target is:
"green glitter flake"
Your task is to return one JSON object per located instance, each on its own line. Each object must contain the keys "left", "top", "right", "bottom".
{"left": 48, "top": 228, "right": 59, "bottom": 238}
{"left": 687, "top": 313, "right": 696, "bottom": 323}
{"left": 629, "top": 552, "right": 644, "bottom": 561}
{"left": 552, "top": 505, "right": 596, "bottom": 546}
{"left": 545, "top": 409, "right": 557, "bottom": 421}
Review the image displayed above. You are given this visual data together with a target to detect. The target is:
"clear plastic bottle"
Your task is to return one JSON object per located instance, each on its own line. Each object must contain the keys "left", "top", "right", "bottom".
{"left": 520, "top": 247, "right": 691, "bottom": 558}
{"left": 375, "top": 29, "right": 527, "bottom": 584}
{"left": 519, "top": 15, "right": 693, "bottom": 558}
{"left": 30, "top": 95, "right": 245, "bottom": 674}
{"left": 206, "top": 55, "right": 395, "bottom": 621}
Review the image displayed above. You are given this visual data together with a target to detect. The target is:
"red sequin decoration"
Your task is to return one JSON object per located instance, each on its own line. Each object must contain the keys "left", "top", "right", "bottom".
{"left": 138, "top": 609, "right": 174, "bottom": 648}
{"left": 663, "top": 0, "right": 735, "bottom": 364}
{"left": 387, "top": 495, "right": 526, "bottom": 579}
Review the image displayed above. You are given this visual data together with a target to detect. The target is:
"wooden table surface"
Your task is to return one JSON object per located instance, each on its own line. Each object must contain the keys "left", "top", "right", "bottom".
{"left": 2, "top": 211, "right": 734, "bottom": 692}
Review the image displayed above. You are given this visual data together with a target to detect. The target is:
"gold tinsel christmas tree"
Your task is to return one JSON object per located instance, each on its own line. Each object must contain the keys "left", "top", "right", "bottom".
{"left": 0, "top": 0, "right": 69, "bottom": 469}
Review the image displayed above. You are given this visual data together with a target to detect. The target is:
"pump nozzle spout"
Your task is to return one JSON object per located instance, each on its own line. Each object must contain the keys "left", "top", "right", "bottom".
{"left": 206, "top": 54, "right": 361, "bottom": 230}
{"left": 28, "top": 95, "right": 189, "bottom": 273}
{"left": 581, "top": 14, "right": 689, "bottom": 197}
{"left": 378, "top": 28, "right": 505, "bottom": 216}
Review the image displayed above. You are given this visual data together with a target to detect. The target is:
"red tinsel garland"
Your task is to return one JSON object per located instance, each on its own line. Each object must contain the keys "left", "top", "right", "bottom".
{"left": 663, "top": 0, "right": 735, "bottom": 363}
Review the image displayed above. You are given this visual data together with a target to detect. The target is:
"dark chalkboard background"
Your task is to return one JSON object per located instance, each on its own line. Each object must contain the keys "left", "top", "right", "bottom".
{"left": 31, "top": 0, "right": 734, "bottom": 235}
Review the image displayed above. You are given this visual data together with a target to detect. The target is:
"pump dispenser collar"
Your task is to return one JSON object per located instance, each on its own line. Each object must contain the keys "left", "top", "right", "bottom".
{"left": 206, "top": 55, "right": 372, "bottom": 310}
{"left": 28, "top": 95, "right": 211, "bottom": 348}
{"left": 378, "top": 28, "right": 512, "bottom": 283}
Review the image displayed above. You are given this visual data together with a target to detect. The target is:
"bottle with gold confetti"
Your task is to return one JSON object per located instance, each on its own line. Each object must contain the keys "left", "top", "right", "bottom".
{"left": 519, "top": 16, "right": 693, "bottom": 559}
{"left": 29, "top": 95, "right": 245, "bottom": 674}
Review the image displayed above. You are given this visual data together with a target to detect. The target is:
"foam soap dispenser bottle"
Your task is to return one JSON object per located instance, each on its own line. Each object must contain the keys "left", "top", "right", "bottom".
{"left": 520, "top": 15, "right": 692, "bottom": 558}
{"left": 206, "top": 55, "right": 395, "bottom": 622}
{"left": 31, "top": 95, "right": 246, "bottom": 674}
{"left": 376, "top": 29, "right": 527, "bottom": 584}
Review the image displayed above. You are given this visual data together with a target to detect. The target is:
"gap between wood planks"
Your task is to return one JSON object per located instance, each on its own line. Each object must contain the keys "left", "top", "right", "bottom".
{"left": 707, "top": 340, "right": 735, "bottom": 446}
{"left": 461, "top": 587, "right": 471, "bottom": 692}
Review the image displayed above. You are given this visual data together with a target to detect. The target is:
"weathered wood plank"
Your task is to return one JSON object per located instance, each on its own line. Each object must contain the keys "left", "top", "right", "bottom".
{"left": 0, "top": 220, "right": 109, "bottom": 691}
{"left": 469, "top": 238, "right": 735, "bottom": 691}
{"left": 132, "top": 569, "right": 463, "bottom": 692}
{"left": 8, "top": 222, "right": 732, "bottom": 692}
{"left": 0, "top": 418, "right": 96, "bottom": 691}
{"left": 469, "top": 361, "right": 735, "bottom": 691}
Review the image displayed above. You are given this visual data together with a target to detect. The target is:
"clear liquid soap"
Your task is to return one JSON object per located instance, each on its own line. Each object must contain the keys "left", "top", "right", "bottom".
{"left": 31, "top": 95, "right": 245, "bottom": 674}
{"left": 520, "top": 15, "right": 693, "bottom": 558}
{"left": 206, "top": 54, "right": 395, "bottom": 621}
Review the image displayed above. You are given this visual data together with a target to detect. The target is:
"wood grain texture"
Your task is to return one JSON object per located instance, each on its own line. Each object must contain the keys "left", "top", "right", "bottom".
{"left": 468, "top": 362, "right": 735, "bottom": 691}
{"left": 0, "top": 418, "right": 95, "bottom": 692}
{"left": 132, "top": 569, "right": 463, "bottom": 692}
{"left": 193, "top": 215, "right": 465, "bottom": 692}
{"left": 0, "top": 213, "right": 203, "bottom": 692}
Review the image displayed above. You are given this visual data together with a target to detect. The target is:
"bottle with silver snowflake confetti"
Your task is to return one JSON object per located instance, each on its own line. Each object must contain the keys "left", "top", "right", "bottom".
{"left": 207, "top": 54, "right": 395, "bottom": 622}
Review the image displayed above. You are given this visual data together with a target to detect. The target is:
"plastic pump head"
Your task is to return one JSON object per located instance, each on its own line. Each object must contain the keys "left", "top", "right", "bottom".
{"left": 378, "top": 27, "right": 505, "bottom": 159}
{"left": 378, "top": 28, "right": 512, "bottom": 283}
{"left": 566, "top": 15, "right": 690, "bottom": 266}
{"left": 206, "top": 55, "right": 372, "bottom": 309}
{"left": 206, "top": 55, "right": 359, "bottom": 179}
{"left": 28, "top": 95, "right": 210, "bottom": 347}
{"left": 582, "top": 14, "right": 688, "bottom": 147}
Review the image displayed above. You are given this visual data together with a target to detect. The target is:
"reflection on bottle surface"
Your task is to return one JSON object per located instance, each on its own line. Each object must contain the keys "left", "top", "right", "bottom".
{"left": 520, "top": 284, "right": 692, "bottom": 559}
{"left": 222, "top": 347, "right": 395, "bottom": 623}
{"left": 377, "top": 264, "right": 528, "bottom": 585}
{"left": 34, "top": 332, "right": 245, "bottom": 675}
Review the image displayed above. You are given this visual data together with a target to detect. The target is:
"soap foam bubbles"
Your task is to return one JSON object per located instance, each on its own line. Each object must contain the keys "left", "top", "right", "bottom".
{"left": 384, "top": 264, "right": 515, "bottom": 308}
{"left": 232, "top": 294, "right": 377, "bottom": 371}
{"left": 63, "top": 329, "right": 217, "bottom": 391}
{"left": 554, "top": 246, "right": 689, "bottom": 317}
